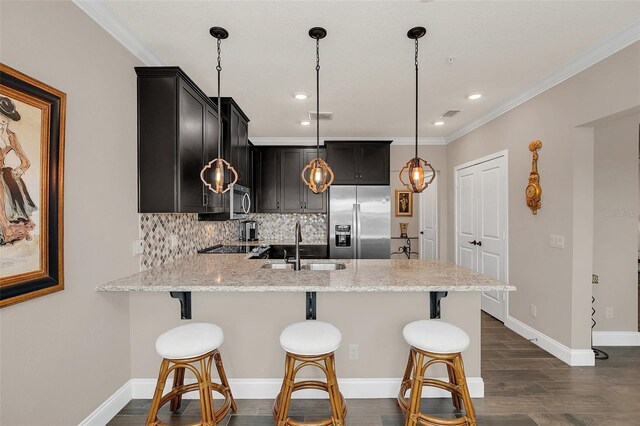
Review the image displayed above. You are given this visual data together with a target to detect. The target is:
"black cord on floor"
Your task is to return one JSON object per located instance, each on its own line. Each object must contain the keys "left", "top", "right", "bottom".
{"left": 592, "top": 295, "right": 609, "bottom": 360}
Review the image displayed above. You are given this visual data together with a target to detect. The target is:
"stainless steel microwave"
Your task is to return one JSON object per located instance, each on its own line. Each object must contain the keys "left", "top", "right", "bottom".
{"left": 230, "top": 184, "right": 251, "bottom": 220}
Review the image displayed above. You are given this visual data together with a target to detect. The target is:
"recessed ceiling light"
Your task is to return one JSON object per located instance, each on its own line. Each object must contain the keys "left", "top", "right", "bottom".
{"left": 300, "top": 120, "right": 311, "bottom": 126}
{"left": 433, "top": 121, "right": 445, "bottom": 126}
{"left": 467, "top": 93, "right": 482, "bottom": 100}
{"left": 294, "top": 92, "right": 309, "bottom": 100}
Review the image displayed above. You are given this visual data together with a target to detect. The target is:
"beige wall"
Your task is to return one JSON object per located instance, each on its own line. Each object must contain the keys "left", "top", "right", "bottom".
{"left": 0, "top": 1, "right": 141, "bottom": 424}
{"left": 593, "top": 111, "right": 640, "bottom": 332}
{"left": 446, "top": 43, "right": 640, "bottom": 348}
{"left": 130, "top": 291, "right": 481, "bottom": 380}
{"left": 390, "top": 145, "right": 447, "bottom": 259}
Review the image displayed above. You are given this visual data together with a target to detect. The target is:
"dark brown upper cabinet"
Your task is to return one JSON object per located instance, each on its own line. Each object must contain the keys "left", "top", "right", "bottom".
{"left": 218, "top": 98, "right": 251, "bottom": 188}
{"left": 136, "top": 67, "right": 224, "bottom": 213}
{"left": 325, "top": 141, "right": 391, "bottom": 185}
{"left": 254, "top": 147, "right": 327, "bottom": 214}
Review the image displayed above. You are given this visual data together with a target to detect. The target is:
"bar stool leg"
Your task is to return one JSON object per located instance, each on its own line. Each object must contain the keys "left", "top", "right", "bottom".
{"left": 170, "top": 367, "right": 186, "bottom": 412}
{"left": 401, "top": 350, "right": 414, "bottom": 385}
{"left": 446, "top": 363, "right": 462, "bottom": 411}
{"left": 325, "top": 353, "right": 345, "bottom": 426}
{"left": 275, "top": 354, "right": 296, "bottom": 426}
{"left": 198, "top": 356, "right": 216, "bottom": 426}
{"left": 453, "top": 354, "right": 477, "bottom": 426}
{"left": 146, "top": 359, "right": 171, "bottom": 426}
{"left": 213, "top": 350, "right": 238, "bottom": 412}
{"left": 405, "top": 350, "right": 424, "bottom": 426}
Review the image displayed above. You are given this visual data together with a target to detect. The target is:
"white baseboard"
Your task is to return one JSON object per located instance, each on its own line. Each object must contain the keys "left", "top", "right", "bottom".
{"left": 81, "top": 377, "right": 484, "bottom": 425}
{"left": 132, "top": 377, "right": 484, "bottom": 400}
{"left": 79, "top": 380, "right": 133, "bottom": 426}
{"left": 504, "top": 315, "right": 595, "bottom": 366}
{"left": 593, "top": 331, "right": 640, "bottom": 346}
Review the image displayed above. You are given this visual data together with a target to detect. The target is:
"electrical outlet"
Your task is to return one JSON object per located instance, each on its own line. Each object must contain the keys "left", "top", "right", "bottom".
{"left": 348, "top": 344, "right": 359, "bottom": 360}
{"left": 170, "top": 234, "right": 179, "bottom": 248}
{"left": 550, "top": 234, "right": 565, "bottom": 249}
{"left": 133, "top": 240, "right": 144, "bottom": 255}
{"left": 530, "top": 304, "right": 537, "bottom": 318}
{"left": 592, "top": 274, "right": 599, "bottom": 284}
{"left": 606, "top": 307, "right": 614, "bottom": 319}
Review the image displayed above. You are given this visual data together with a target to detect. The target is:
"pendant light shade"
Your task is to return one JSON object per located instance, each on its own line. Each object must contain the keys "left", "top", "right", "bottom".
{"left": 399, "top": 26, "right": 436, "bottom": 193}
{"left": 301, "top": 27, "right": 334, "bottom": 194}
{"left": 201, "top": 26, "right": 238, "bottom": 194}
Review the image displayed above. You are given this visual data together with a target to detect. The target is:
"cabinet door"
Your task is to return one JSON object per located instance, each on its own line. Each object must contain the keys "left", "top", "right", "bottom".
{"left": 256, "top": 148, "right": 281, "bottom": 212}
{"left": 237, "top": 118, "right": 249, "bottom": 187}
{"left": 203, "top": 105, "right": 224, "bottom": 212}
{"left": 228, "top": 110, "right": 241, "bottom": 185}
{"left": 280, "top": 149, "right": 304, "bottom": 213}
{"left": 326, "top": 144, "right": 359, "bottom": 184}
{"left": 358, "top": 143, "right": 390, "bottom": 185}
{"left": 178, "top": 82, "right": 206, "bottom": 213}
{"left": 303, "top": 148, "right": 327, "bottom": 213}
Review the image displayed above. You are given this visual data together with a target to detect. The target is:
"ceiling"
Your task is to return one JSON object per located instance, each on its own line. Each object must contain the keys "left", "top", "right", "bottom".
{"left": 81, "top": 1, "right": 640, "bottom": 143}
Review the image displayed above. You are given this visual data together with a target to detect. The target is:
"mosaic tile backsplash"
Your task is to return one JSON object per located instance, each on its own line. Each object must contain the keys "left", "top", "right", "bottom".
{"left": 247, "top": 213, "right": 327, "bottom": 242}
{"left": 139, "top": 213, "right": 327, "bottom": 270}
{"left": 139, "top": 214, "right": 237, "bottom": 270}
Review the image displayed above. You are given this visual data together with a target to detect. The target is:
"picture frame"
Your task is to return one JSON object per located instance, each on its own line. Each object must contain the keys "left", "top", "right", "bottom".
{"left": 0, "top": 64, "right": 65, "bottom": 308}
{"left": 395, "top": 189, "right": 413, "bottom": 217}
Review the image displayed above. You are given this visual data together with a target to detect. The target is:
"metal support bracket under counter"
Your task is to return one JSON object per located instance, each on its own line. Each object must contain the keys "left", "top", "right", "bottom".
{"left": 170, "top": 291, "right": 192, "bottom": 320}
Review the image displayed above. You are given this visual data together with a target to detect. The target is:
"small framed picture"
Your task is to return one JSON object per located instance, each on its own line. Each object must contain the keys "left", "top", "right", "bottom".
{"left": 395, "top": 189, "right": 413, "bottom": 217}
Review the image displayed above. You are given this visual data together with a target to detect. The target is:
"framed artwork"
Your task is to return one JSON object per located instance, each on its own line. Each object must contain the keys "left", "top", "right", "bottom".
{"left": 0, "top": 64, "right": 65, "bottom": 308}
{"left": 395, "top": 189, "right": 413, "bottom": 217}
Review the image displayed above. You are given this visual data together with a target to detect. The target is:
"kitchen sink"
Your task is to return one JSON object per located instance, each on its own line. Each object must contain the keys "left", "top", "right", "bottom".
{"left": 261, "top": 263, "right": 294, "bottom": 270}
{"left": 301, "top": 263, "right": 346, "bottom": 271}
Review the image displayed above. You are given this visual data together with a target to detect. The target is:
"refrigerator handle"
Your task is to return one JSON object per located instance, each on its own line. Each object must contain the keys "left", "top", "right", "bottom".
{"left": 352, "top": 203, "right": 358, "bottom": 259}
{"left": 356, "top": 203, "right": 362, "bottom": 259}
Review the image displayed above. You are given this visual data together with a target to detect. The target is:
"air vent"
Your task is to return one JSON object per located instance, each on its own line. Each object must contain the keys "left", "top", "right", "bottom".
{"left": 441, "top": 110, "right": 461, "bottom": 118}
{"left": 309, "top": 111, "right": 333, "bottom": 120}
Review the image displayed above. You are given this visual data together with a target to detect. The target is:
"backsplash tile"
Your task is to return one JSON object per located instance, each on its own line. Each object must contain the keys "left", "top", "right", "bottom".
{"left": 248, "top": 213, "right": 326, "bottom": 242}
{"left": 139, "top": 214, "right": 236, "bottom": 270}
{"left": 139, "top": 213, "right": 327, "bottom": 270}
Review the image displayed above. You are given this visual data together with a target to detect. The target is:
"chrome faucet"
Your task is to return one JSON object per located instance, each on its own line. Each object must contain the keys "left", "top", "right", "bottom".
{"left": 287, "top": 221, "right": 303, "bottom": 271}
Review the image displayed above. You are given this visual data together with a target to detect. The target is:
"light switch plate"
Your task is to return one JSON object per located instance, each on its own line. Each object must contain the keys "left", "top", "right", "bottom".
{"left": 133, "top": 240, "right": 144, "bottom": 255}
{"left": 550, "top": 234, "right": 565, "bottom": 249}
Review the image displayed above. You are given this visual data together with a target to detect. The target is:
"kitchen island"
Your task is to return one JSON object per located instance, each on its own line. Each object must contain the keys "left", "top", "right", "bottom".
{"left": 97, "top": 253, "right": 515, "bottom": 319}
{"left": 98, "top": 254, "right": 515, "bottom": 399}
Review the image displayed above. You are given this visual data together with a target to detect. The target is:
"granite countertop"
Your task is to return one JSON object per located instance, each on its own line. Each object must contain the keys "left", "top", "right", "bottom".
{"left": 223, "top": 240, "right": 327, "bottom": 246}
{"left": 97, "top": 254, "right": 516, "bottom": 293}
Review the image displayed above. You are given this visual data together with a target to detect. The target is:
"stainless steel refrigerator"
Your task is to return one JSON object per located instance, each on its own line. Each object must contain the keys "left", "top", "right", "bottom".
{"left": 329, "top": 186, "right": 390, "bottom": 259}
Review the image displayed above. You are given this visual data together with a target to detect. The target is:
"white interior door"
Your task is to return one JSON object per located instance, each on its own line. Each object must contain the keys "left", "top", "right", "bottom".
{"left": 419, "top": 172, "right": 438, "bottom": 260}
{"left": 456, "top": 155, "right": 508, "bottom": 321}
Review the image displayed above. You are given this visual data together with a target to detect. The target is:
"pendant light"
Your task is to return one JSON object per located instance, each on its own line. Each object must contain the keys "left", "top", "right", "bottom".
{"left": 200, "top": 26, "right": 238, "bottom": 194}
{"left": 301, "top": 27, "right": 334, "bottom": 194}
{"left": 399, "top": 26, "right": 435, "bottom": 193}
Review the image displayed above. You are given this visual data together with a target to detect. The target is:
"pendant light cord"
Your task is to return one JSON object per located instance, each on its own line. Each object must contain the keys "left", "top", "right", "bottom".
{"left": 316, "top": 38, "right": 320, "bottom": 159}
{"left": 217, "top": 38, "right": 222, "bottom": 159}
{"left": 414, "top": 38, "right": 419, "bottom": 160}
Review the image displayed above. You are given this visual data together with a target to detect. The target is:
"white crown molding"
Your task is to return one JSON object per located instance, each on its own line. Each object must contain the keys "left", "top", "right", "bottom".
{"left": 250, "top": 137, "right": 446, "bottom": 146}
{"left": 72, "top": 0, "right": 165, "bottom": 66}
{"left": 505, "top": 314, "right": 595, "bottom": 366}
{"left": 445, "top": 20, "right": 640, "bottom": 144}
{"left": 593, "top": 331, "right": 640, "bottom": 346}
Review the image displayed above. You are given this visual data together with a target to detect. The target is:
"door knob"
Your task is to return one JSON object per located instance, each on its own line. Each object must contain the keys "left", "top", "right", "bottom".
{"left": 468, "top": 240, "right": 480, "bottom": 246}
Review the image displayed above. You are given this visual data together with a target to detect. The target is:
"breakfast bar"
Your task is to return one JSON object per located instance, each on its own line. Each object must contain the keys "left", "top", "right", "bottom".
{"left": 97, "top": 253, "right": 516, "bottom": 320}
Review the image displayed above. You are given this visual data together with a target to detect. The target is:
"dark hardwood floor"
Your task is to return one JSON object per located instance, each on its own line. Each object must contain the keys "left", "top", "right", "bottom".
{"left": 108, "top": 313, "right": 640, "bottom": 425}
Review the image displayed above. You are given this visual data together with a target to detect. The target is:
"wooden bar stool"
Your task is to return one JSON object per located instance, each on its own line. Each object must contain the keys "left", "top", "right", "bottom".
{"left": 146, "top": 323, "right": 237, "bottom": 426}
{"left": 397, "top": 320, "right": 477, "bottom": 426}
{"left": 274, "top": 321, "right": 347, "bottom": 426}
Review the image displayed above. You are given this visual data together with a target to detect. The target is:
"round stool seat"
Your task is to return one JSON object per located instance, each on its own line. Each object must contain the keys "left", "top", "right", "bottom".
{"left": 156, "top": 323, "right": 224, "bottom": 359}
{"left": 280, "top": 321, "right": 342, "bottom": 356}
{"left": 403, "top": 320, "right": 470, "bottom": 354}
